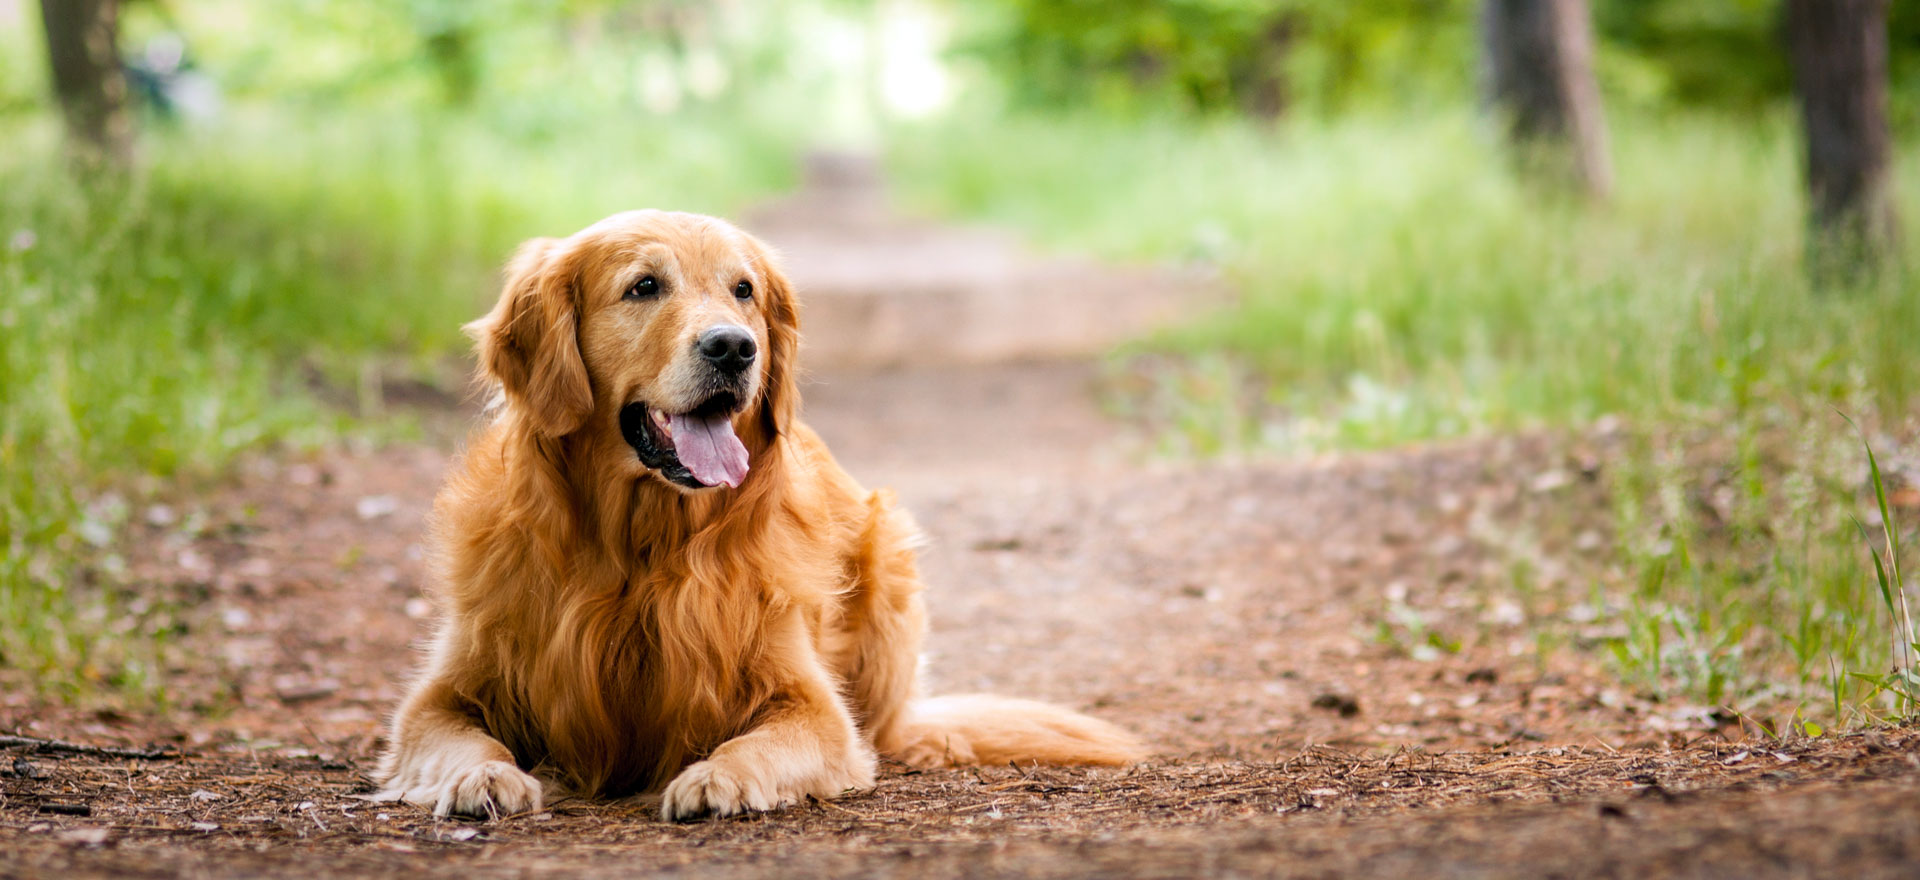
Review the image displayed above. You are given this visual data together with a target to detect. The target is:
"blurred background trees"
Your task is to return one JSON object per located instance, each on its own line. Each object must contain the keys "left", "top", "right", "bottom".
{"left": 24, "top": 0, "right": 1914, "bottom": 222}
{"left": 29, "top": 1, "right": 1911, "bottom": 137}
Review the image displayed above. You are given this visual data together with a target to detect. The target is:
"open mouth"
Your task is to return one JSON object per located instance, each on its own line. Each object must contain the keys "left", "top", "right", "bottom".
{"left": 619, "top": 392, "right": 749, "bottom": 490}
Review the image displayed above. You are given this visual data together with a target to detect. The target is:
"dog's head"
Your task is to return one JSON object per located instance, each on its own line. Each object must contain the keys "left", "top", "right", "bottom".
{"left": 468, "top": 210, "right": 800, "bottom": 492}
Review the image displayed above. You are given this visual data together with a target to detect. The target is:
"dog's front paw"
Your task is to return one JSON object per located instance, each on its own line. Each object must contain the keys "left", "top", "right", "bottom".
{"left": 660, "top": 759, "right": 785, "bottom": 821}
{"left": 382, "top": 759, "right": 544, "bottom": 819}
{"left": 661, "top": 752, "right": 871, "bottom": 822}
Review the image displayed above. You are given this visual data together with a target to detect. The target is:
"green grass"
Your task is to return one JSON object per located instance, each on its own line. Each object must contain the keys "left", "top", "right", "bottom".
{"left": 0, "top": 106, "right": 798, "bottom": 702}
{"left": 1599, "top": 413, "right": 1915, "bottom": 729}
{"left": 1846, "top": 423, "right": 1920, "bottom": 720}
{"left": 889, "top": 108, "right": 1920, "bottom": 726}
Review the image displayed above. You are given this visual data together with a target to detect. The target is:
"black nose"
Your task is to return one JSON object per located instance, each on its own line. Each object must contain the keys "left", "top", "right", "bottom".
{"left": 697, "top": 325, "right": 757, "bottom": 374}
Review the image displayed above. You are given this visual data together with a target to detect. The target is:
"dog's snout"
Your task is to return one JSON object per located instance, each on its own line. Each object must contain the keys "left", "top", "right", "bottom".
{"left": 697, "top": 325, "right": 757, "bottom": 374}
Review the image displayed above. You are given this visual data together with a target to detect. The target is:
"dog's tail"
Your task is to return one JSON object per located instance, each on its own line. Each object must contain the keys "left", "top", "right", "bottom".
{"left": 888, "top": 695, "right": 1146, "bottom": 768}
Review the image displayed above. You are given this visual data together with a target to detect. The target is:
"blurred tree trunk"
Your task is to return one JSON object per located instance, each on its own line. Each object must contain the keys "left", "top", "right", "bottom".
{"left": 423, "top": 27, "right": 480, "bottom": 107}
{"left": 1233, "top": 13, "right": 1299, "bottom": 121}
{"left": 1481, "top": 0, "right": 1612, "bottom": 197}
{"left": 38, "top": 0, "right": 132, "bottom": 165}
{"left": 1787, "top": 0, "right": 1897, "bottom": 270}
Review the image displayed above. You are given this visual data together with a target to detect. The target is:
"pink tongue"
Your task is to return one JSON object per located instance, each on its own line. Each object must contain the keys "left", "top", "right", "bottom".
{"left": 666, "top": 411, "right": 750, "bottom": 488}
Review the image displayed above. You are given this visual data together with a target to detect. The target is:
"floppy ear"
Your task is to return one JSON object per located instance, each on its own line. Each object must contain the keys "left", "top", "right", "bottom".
{"left": 750, "top": 239, "right": 802, "bottom": 441}
{"left": 465, "top": 236, "right": 594, "bottom": 437}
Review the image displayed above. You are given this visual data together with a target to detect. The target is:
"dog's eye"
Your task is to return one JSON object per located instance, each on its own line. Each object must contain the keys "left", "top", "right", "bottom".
{"left": 625, "top": 276, "right": 659, "bottom": 300}
{"left": 733, "top": 280, "right": 752, "bottom": 300}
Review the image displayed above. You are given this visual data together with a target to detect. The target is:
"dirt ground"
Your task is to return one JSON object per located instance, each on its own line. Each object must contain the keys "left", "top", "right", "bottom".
{"left": 4, "top": 360, "right": 1918, "bottom": 879}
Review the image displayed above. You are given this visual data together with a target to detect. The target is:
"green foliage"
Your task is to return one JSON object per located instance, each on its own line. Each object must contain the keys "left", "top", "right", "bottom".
{"left": 961, "top": 0, "right": 1474, "bottom": 116}
{"left": 1597, "top": 0, "right": 1920, "bottom": 121}
{"left": 962, "top": 0, "right": 1920, "bottom": 118}
{"left": 124, "top": 0, "right": 889, "bottom": 131}
{"left": 1593, "top": 0, "right": 1791, "bottom": 109}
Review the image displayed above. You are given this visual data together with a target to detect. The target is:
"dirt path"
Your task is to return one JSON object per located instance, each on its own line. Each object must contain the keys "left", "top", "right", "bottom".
{"left": 4, "top": 357, "right": 1919, "bottom": 878}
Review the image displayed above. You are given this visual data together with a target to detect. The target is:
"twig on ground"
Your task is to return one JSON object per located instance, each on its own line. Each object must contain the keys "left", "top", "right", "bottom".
{"left": 36, "top": 802, "right": 94, "bottom": 816}
{"left": 0, "top": 735, "right": 179, "bottom": 761}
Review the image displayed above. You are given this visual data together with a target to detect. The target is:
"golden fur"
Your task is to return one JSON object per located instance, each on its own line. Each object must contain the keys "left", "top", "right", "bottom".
{"left": 376, "top": 210, "right": 1144, "bottom": 820}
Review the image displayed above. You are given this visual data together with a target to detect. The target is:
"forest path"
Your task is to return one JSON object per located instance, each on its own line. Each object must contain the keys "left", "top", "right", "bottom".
{"left": 4, "top": 170, "right": 1918, "bottom": 877}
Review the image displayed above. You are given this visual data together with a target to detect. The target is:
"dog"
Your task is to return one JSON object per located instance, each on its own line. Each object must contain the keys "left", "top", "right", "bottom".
{"left": 375, "top": 210, "right": 1145, "bottom": 820}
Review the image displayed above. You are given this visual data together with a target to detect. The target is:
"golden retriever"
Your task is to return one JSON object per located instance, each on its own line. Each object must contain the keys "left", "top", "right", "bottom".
{"left": 375, "top": 210, "right": 1144, "bottom": 820}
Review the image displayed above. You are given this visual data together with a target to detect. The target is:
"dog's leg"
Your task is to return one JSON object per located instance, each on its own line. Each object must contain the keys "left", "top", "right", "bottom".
{"left": 660, "top": 612, "right": 876, "bottom": 821}
{"left": 377, "top": 644, "right": 543, "bottom": 819}
{"left": 836, "top": 490, "right": 930, "bottom": 755}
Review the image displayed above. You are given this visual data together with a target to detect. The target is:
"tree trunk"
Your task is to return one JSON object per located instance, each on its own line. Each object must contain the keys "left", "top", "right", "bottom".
{"left": 1787, "top": 0, "right": 1897, "bottom": 268}
{"left": 38, "top": 0, "right": 132, "bottom": 165}
{"left": 1481, "top": 0, "right": 1612, "bottom": 197}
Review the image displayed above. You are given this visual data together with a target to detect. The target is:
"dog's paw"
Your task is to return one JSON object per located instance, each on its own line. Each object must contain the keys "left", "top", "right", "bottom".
{"left": 660, "top": 759, "right": 787, "bottom": 821}
{"left": 382, "top": 760, "right": 544, "bottom": 819}
{"left": 660, "top": 753, "right": 871, "bottom": 822}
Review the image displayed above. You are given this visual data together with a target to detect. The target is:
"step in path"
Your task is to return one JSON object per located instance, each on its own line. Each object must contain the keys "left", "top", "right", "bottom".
{"left": 745, "top": 151, "right": 1227, "bottom": 369}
